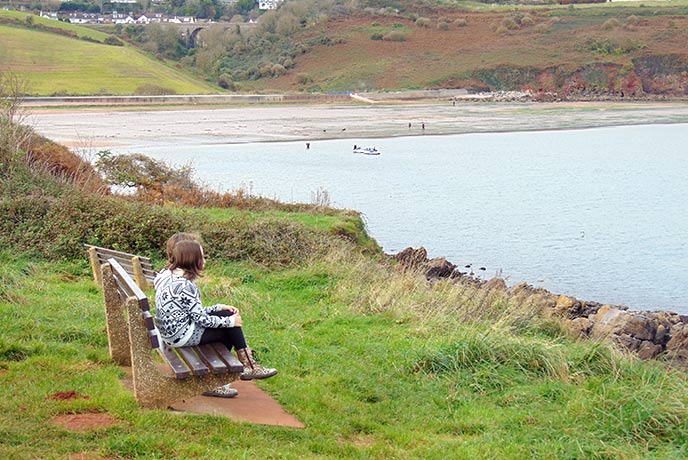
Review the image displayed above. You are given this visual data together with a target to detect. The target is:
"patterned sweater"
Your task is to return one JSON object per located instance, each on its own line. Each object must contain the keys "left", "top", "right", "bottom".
{"left": 154, "top": 269, "right": 235, "bottom": 347}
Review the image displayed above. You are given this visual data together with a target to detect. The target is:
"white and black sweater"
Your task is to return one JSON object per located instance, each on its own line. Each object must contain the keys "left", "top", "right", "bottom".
{"left": 154, "top": 269, "right": 235, "bottom": 347}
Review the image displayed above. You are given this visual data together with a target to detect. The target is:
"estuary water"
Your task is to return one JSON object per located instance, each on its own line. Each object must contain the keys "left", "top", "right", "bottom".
{"left": 115, "top": 124, "right": 688, "bottom": 314}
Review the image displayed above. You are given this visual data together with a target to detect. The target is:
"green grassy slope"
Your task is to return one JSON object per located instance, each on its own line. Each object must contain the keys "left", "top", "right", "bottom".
{"left": 0, "top": 12, "right": 218, "bottom": 96}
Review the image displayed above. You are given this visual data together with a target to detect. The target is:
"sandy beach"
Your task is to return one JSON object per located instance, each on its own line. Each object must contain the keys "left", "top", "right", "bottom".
{"left": 27, "top": 100, "right": 688, "bottom": 150}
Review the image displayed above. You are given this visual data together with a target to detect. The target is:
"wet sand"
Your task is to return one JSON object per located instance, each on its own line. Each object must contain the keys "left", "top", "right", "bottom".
{"left": 28, "top": 100, "right": 688, "bottom": 150}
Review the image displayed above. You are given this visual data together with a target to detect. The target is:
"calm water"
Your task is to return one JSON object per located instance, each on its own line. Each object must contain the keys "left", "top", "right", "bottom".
{"left": 116, "top": 124, "right": 688, "bottom": 314}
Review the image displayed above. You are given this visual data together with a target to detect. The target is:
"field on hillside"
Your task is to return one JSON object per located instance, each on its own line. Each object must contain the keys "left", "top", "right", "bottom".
{"left": 0, "top": 11, "right": 218, "bottom": 96}
{"left": 244, "top": 3, "right": 688, "bottom": 94}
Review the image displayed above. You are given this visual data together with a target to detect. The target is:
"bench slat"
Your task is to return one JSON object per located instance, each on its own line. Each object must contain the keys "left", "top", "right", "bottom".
{"left": 87, "top": 244, "right": 157, "bottom": 281}
{"left": 197, "top": 344, "right": 229, "bottom": 374}
{"left": 212, "top": 343, "right": 244, "bottom": 373}
{"left": 96, "top": 255, "right": 157, "bottom": 281}
{"left": 86, "top": 244, "right": 153, "bottom": 264}
{"left": 158, "top": 346, "right": 192, "bottom": 379}
{"left": 177, "top": 347, "right": 210, "bottom": 376}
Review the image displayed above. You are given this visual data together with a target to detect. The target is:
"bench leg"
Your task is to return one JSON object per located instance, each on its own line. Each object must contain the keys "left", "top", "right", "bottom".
{"left": 101, "top": 264, "right": 132, "bottom": 366}
{"left": 125, "top": 297, "right": 240, "bottom": 409}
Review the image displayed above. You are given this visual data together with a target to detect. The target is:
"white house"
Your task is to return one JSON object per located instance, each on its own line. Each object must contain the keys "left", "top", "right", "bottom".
{"left": 259, "top": 0, "right": 282, "bottom": 10}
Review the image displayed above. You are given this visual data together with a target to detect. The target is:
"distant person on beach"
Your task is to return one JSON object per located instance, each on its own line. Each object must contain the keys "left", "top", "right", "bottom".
{"left": 422, "top": 123, "right": 425, "bottom": 130}
{"left": 155, "top": 236, "right": 277, "bottom": 397}
{"left": 408, "top": 122, "right": 412, "bottom": 129}
{"left": 306, "top": 142, "right": 310, "bottom": 149}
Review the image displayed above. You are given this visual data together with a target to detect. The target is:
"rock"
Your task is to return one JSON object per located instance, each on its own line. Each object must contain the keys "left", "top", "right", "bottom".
{"left": 667, "top": 323, "right": 688, "bottom": 353}
{"left": 485, "top": 277, "right": 507, "bottom": 291}
{"left": 590, "top": 305, "right": 660, "bottom": 354}
{"left": 637, "top": 341, "right": 663, "bottom": 360}
{"left": 568, "top": 317, "right": 592, "bottom": 337}
{"left": 393, "top": 247, "right": 428, "bottom": 270}
{"left": 425, "top": 257, "right": 456, "bottom": 279}
{"left": 655, "top": 324, "right": 669, "bottom": 345}
{"left": 553, "top": 295, "right": 576, "bottom": 317}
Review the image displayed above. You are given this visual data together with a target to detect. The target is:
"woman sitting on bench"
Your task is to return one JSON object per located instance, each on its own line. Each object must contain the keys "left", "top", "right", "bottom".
{"left": 154, "top": 239, "right": 277, "bottom": 394}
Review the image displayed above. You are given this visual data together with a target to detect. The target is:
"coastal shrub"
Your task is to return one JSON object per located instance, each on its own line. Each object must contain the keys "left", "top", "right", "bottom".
{"left": 384, "top": 31, "right": 407, "bottom": 42}
{"left": 520, "top": 14, "right": 535, "bottom": 27}
{"left": 103, "top": 36, "right": 124, "bottom": 46}
{"left": 296, "top": 72, "right": 313, "bottom": 84}
{"left": 454, "top": 18, "right": 468, "bottom": 27}
{"left": 271, "top": 63, "right": 287, "bottom": 76}
{"left": 502, "top": 18, "right": 519, "bottom": 30}
{"left": 217, "top": 73, "right": 236, "bottom": 90}
{"left": 534, "top": 22, "right": 551, "bottom": 34}
{"left": 371, "top": 32, "right": 383, "bottom": 40}
{"left": 437, "top": 21, "right": 449, "bottom": 31}
{"left": 626, "top": 15, "right": 641, "bottom": 26}
{"left": 134, "top": 84, "right": 176, "bottom": 95}
{"left": 415, "top": 17, "right": 431, "bottom": 28}
{"left": 602, "top": 18, "right": 620, "bottom": 30}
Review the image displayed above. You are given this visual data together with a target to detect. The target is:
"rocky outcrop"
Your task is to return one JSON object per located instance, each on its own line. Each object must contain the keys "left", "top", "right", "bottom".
{"left": 392, "top": 246, "right": 688, "bottom": 362}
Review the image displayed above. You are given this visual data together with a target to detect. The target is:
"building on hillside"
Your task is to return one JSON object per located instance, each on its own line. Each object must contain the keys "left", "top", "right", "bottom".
{"left": 168, "top": 15, "right": 195, "bottom": 23}
{"left": 259, "top": 0, "right": 282, "bottom": 10}
{"left": 67, "top": 12, "right": 101, "bottom": 24}
{"left": 112, "top": 12, "right": 135, "bottom": 24}
{"left": 39, "top": 11, "right": 59, "bottom": 20}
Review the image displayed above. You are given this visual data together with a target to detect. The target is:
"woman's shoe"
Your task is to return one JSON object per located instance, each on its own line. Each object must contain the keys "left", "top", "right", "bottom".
{"left": 202, "top": 383, "right": 239, "bottom": 398}
{"left": 236, "top": 348, "right": 278, "bottom": 380}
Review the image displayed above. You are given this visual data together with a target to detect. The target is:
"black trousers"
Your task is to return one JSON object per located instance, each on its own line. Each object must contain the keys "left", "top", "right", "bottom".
{"left": 199, "top": 310, "right": 247, "bottom": 351}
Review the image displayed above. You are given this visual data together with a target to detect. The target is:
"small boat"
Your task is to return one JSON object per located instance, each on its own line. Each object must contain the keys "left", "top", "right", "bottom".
{"left": 353, "top": 146, "right": 380, "bottom": 155}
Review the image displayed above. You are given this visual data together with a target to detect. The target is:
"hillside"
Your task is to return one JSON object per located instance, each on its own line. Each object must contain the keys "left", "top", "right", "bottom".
{"left": 0, "top": 10, "right": 218, "bottom": 96}
{"left": 241, "top": 3, "right": 688, "bottom": 98}
{"left": 3, "top": 3, "right": 688, "bottom": 98}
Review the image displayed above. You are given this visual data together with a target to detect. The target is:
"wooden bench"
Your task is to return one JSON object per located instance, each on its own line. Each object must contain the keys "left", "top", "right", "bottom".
{"left": 100, "top": 258, "right": 243, "bottom": 409}
{"left": 86, "top": 244, "right": 156, "bottom": 290}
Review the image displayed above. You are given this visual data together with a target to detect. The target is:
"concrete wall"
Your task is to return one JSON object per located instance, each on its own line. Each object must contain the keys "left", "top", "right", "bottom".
{"left": 23, "top": 93, "right": 353, "bottom": 106}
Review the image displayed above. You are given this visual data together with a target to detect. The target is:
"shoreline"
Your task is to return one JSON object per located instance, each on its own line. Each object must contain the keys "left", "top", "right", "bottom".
{"left": 28, "top": 100, "right": 688, "bottom": 149}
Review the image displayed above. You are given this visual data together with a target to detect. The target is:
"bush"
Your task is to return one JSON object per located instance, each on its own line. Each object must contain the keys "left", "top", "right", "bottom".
{"left": 217, "top": 73, "right": 236, "bottom": 90}
{"left": 371, "top": 32, "right": 383, "bottom": 41}
{"left": 103, "top": 36, "right": 124, "bottom": 46}
{"left": 454, "top": 18, "right": 468, "bottom": 27}
{"left": 602, "top": 18, "right": 620, "bottom": 30}
{"left": 134, "top": 84, "right": 176, "bottom": 95}
{"left": 271, "top": 63, "right": 287, "bottom": 76}
{"left": 437, "top": 21, "right": 449, "bottom": 31}
{"left": 384, "top": 31, "right": 407, "bottom": 42}
{"left": 502, "top": 18, "right": 519, "bottom": 30}
{"left": 520, "top": 14, "right": 535, "bottom": 27}
{"left": 296, "top": 73, "right": 313, "bottom": 84}
{"left": 415, "top": 17, "right": 431, "bottom": 28}
{"left": 534, "top": 23, "right": 551, "bottom": 34}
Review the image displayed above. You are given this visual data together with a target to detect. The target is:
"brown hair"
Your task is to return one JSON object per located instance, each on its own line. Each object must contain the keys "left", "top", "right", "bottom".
{"left": 165, "top": 232, "right": 200, "bottom": 269}
{"left": 170, "top": 240, "right": 204, "bottom": 280}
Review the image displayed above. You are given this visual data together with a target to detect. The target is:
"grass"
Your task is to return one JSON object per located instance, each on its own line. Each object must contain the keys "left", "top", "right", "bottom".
{"left": 0, "top": 9, "right": 109, "bottom": 41}
{"left": 0, "top": 239, "right": 686, "bottom": 459}
{"left": 0, "top": 14, "right": 218, "bottom": 96}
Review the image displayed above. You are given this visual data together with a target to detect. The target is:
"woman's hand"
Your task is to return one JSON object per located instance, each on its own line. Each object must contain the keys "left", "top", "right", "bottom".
{"left": 233, "top": 314, "right": 243, "bottom": 327}
{"left": 220, "top": 304, "right": 239, "bottom": 314}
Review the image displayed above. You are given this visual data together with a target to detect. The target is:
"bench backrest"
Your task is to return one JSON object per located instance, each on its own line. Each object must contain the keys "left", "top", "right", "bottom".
{"left": 86, "top": 244, "right": 156, "bottom": 289}
{"left": 105, "top": 258, "right": 243, "bottom": 380}
{"left": 107, "top": 258, "right": 160, "bottom": 349}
